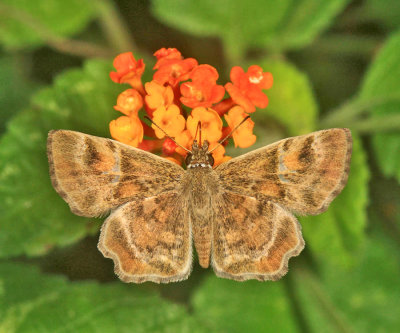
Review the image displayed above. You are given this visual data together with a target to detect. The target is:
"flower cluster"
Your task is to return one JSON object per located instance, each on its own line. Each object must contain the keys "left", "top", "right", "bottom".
{"left": 109, "top": 48, "right": 273, "bottom": 167}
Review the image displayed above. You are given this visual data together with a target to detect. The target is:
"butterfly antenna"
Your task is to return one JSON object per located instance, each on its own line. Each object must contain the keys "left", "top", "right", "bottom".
{"left": 194, "top": 121, "right": 202, "bottom": 145}
{"left": 208, "top": 115, "right": 251, "bottom": 153}
{"left": 144, "top": 116, "right": 191, "bottom": 153}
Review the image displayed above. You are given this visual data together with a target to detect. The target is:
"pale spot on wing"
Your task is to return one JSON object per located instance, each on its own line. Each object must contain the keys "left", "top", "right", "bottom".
{"left": 110, "top": 149, "right": 121, "bottom": 183}
{"left": 278, "top": 147, "right": 291, "bottom": 183}
{"left": 100, "top": 145, "right": 121, "bottom": 183}
{"left": 278, "top": 174, "right": 289, "bottom": 183}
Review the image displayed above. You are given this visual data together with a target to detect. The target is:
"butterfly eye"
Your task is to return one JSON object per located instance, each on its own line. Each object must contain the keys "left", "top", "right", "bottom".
{"left": 185, "top": 153, "right": 192, "bottom": 166}
{"left": 208, "top": 154, "right": 214, "bottom": 167}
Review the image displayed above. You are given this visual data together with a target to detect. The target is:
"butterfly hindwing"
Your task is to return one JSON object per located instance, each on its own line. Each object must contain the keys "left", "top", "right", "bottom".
{"left": 216, "top": 128, "right": 352, "bottom": 215}
{"left": 47, "top": 130, "right": 184, "bottom": 217}
{"left": 98, "top": 191, "right": 192, "bottom": 283}
{"left": 212, "top": 191, "right": 304, "bottom": 281}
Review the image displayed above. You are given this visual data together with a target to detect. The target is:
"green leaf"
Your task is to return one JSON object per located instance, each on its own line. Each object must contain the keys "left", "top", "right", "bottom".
{"left": 259, "top": 58, "right": 318, "bottom": 136}
{"left": 294, "top": 232, "right": 400, "bottom": 332}
{"left": 301, "top": 134, "right": 369, "bottom": 267}
{"left": 363, "top": 0, "right": 400, "bottom": 30}
{"left": 192, "top": 276, "right": 299, "bottom": 332}
{"left": 151, "top": 0, "right": 349, "bottom": 57}
{"left": 0, "top": 60, "right": 122, "bottom": 258}
{"left": 0, "top": 56, "right": 38, "bottom": 133}
{"left": 271, "top": 0, "right": 349, "bottom": 50}
{"left": 0, "top": 0, "right": 96, "bottom": 50}
{"left": 0, "top": 262, "right": 203, "bottom": 332}
{"left": 359, "top": 31, "right": 400, "bottom": 183}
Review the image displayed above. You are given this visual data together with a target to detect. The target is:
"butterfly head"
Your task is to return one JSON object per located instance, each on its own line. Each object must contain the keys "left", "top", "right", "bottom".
{"left": 185, "top": 140, "right": 214, "bottom": 169}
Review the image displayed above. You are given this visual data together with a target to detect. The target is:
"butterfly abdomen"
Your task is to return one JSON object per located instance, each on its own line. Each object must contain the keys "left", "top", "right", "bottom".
{"left": 183, "top": 168, "right": 219, "bottom": 268}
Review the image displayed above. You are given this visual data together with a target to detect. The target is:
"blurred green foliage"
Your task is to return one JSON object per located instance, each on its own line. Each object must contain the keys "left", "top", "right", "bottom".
{"left": 0, "top": 0, "right": 399, "bottom": 332}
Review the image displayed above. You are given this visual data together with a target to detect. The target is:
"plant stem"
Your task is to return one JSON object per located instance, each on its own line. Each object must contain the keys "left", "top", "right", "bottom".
{"left": 320, "top": 94, "right": 400, "bottom": 128}
{"left": 95, "top": 0, "right": 136, "bottom": 53}
{"left": 223, "top": 35, "right": 246, "bottom": 70}
{"left": 316, "top": 34, "right": 380, "bottom": 58}
{"left": 349, "top": 114, "right": 400, "bottom": 134}
{"left": 0, "top": 2, "right": 112, "bottom": 58}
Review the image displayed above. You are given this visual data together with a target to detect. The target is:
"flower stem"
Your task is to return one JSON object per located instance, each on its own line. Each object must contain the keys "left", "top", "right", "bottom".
{"left": 0, "top": 2, "right": 112, "bottom": 58}
{"left": 223, "top": 36, "right": 246, "bottom": 70}
{"left": 95, "top": 0, "right": 136, "bottom": 53}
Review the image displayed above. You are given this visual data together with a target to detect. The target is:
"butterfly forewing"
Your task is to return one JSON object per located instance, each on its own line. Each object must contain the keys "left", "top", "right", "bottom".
{"left": 47, "top": 130, "right": 184, "bottom": 217}
{"left": 216, "top": 128, "right": 352, "bottom": 215}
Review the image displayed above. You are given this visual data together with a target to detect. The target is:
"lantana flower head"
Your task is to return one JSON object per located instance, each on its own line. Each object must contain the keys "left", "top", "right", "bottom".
{"left": 224, "top": 106, "right": 256, "bottom": 148}
{"left": 109, "top": 115, "right": 143, "bottom": 147}
{"left": 153, "top": 48, "right": 183, "bottom": 68}
{"left": 225, "top": 65, "right": 273, "bottom": 113}
{"left": 110, "top": 52, "right": 145, "bottom": 94}
{"left": 114, "top": 89, "right": 143, "bottom": 116}
{"left": 151, "top": 104, "right": 185, "bottom": 139}
{"left": 144, "top": 81, "right": 174, "bottom": 116}
{"left": 108, "top": 47, "right": 273, "bottom": 167}
{"left": 180, "top": 65, "right": 225, "bottom": 108}
{"left": 153, "top": 56, "right": 198, "bottom": 87}
{"left": 187, "top": 107, "right": 223, "bottom": 143}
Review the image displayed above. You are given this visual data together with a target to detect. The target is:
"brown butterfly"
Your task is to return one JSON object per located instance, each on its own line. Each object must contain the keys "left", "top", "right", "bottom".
{"left": 47, "top": 126, "right": 352, "bottom": 283}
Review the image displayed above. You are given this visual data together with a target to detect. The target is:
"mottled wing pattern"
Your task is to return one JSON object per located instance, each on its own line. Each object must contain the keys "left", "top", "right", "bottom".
{"left": 98, "top": 191, "right": 191, "bottom": 283}
{"left": 212, "top": 192, "right": 304, "bottom": 281}
{"left": 216, "top": 128, "right": 352, "bottom": 215}
{"left": 47, "top": 130, "right": 184, "bottom": 217}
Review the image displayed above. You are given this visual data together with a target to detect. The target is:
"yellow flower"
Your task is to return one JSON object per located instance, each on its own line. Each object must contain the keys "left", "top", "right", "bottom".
{"left": 187, "top": 107, "right": 222, "bottom": 143}
{"left": 224, "top": 106, "right": 256, "bottom": 148}
{"left": 208, "top": 142, "right": 231, "bottom": 167}
{"left": 175, "top": 129, "right": 193, "bottom": 156}
{"left": 151, "top": 104, "right": 185, "bottom": 139}
{"left": 114, "top": 89, "right": 143, "bottom": 116}
{"left": 109, "top": 115, "right": 143, "bottom": 147}
{"left": 144, "top": 81, "right": 174, "bottom": 111}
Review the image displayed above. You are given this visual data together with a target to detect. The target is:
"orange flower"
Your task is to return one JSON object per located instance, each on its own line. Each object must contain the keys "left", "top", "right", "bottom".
{"left": 138, "top": 139, "right": 163, "bottom": 151}
{"left": 109, "top": 115, "right": 143, "bottom": 147}
{"left": 113, "top": 89, "right": 143, "bottom": 116}
{"left": 225, "top": 65, "right": 273, "bottom": 113}
{"left": 151, "top": 104, "right": 185, "bottom": 139}
{"left": 175, "top": 130, "right": 193, "bottom": 156}
{"left": 110, "top": 52, "right": 145, "bottom": 94}
{"left": 153, "top": 58, "right": 198, "bottom": 87}
{"left": 162, "top": 137, "right": 178, "bottom": 156}
{"left": 224, "top": 106, "right": 256, "bottom": 148}
{"left": 208, "top": 142, "right": 231, "bottom": 167}
{"left": 187, "top": 107, "right": 223, "bottom": 143}
{"left": 154, "top": 48, "right": 182, "bottom": 69}
{"left": 144, "top": 81, "right": 174, "bottom": 112}
{"left": 180, "top": 64, "right": 225, "bottom": 108}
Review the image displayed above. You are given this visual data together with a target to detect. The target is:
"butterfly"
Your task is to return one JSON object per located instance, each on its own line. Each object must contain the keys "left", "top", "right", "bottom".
{"left": 47, "top": 127, "right": 352, "bottom": 283}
